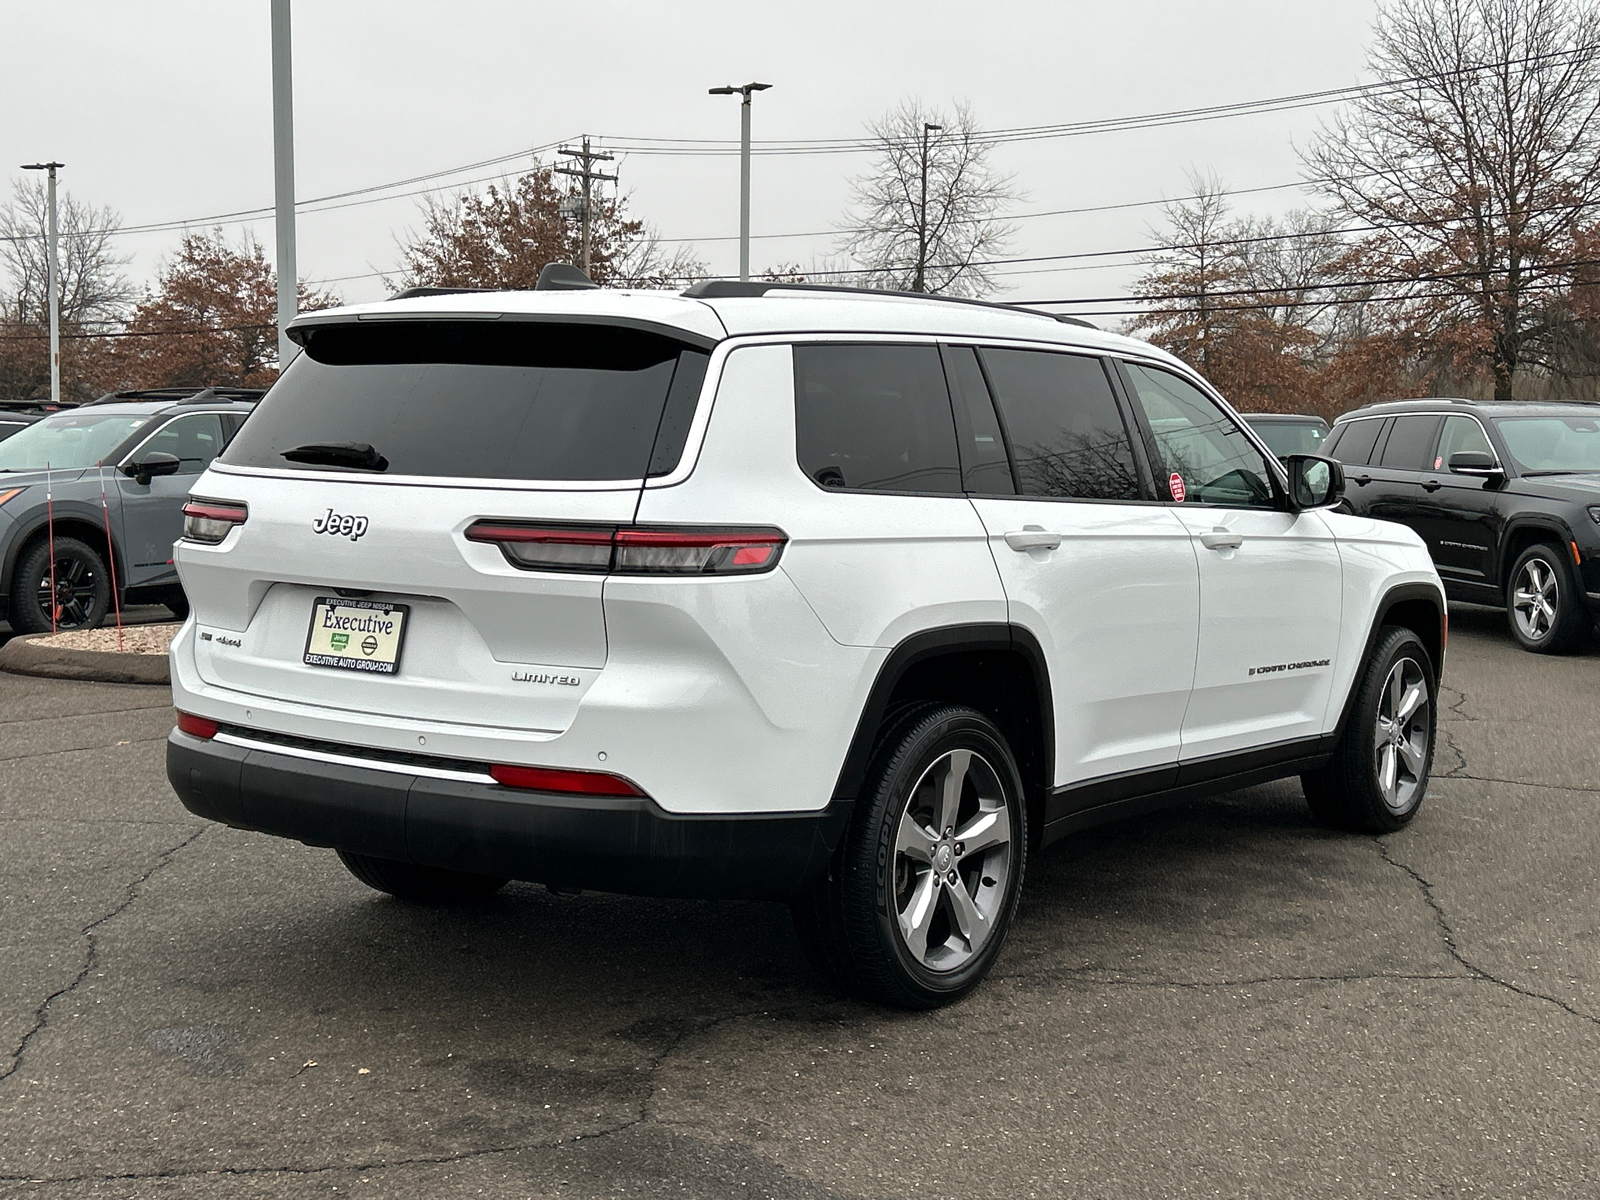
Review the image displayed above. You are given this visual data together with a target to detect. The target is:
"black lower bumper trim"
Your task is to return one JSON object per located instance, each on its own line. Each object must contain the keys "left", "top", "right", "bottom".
{"left": 167, "top": 731, "right": 850, "bottom": 901}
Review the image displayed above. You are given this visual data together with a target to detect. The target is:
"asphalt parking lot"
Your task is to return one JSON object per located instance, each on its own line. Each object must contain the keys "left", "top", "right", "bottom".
{"left": 2, "top": 606, "right": 1597, "bottom": 1199}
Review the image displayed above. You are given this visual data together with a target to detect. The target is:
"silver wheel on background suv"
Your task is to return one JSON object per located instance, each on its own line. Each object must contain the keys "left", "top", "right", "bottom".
{"left": 1511, "top": 556, "right": 1558, "bottom": 643}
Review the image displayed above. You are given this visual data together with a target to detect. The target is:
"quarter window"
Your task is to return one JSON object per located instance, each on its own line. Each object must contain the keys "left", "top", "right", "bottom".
{"left": 793, "top": 344, "right": 963, "bottom": 493}
{"left": 979, "top": 348, "right": 1141, "bottom": 501}
{"left": 1327, "top": 418, "right": 1385, "bottom": 466}
{"left": 1120, "top": 362, "right": 1276, "bottom": 508}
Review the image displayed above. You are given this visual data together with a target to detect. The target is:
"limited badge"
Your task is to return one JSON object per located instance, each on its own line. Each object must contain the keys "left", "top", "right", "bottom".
{"left": 1169, "top": 472, "right": 1187, "bottom": 503}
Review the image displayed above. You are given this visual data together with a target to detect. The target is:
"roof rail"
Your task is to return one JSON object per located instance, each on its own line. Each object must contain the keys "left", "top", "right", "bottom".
{"left": 84, "top": 386, "right": 265, "bottom": 406}
{"left": 391, "top": 285, "right": 493, "bottom": 300}
{"left": 681, "top": 279, "right": 1058, "bottom": 320}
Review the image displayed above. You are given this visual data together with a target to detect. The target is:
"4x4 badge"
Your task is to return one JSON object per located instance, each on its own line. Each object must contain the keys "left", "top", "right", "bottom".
{"left": 312, "top": 508, "right": 369, "bottom": 540}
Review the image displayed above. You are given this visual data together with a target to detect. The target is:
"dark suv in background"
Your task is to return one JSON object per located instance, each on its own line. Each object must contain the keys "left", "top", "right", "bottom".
{"left": 0, "top": 387, "right": 260, "bottom": 633}
{"left": 1326, "top": 398, "right": 1600, "bottom": 653}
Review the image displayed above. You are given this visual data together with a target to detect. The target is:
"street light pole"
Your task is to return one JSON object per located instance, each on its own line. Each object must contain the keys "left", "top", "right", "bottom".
{"left": 914, "top": 123, "right": 941, "bottom": 294}
{"left": 271, "top": 0, "right": 298, "bottom": 370}
{"left": 20, "top": 161, "right": 63, "bottom": 407}
{"left": 709, "top": 82, "right": 771, "bottom": 281}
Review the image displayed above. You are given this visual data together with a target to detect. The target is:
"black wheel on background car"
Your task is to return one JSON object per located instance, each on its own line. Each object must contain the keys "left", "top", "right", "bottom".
{"left": 793, "top": 703, "right": 1027, "bottom": 1009}
{"left": 1301, "top": 626, "right": 1436, "bottom": 834}
{"left": 336, "top": 850, "right": 507, "bottom": 904}
{"left": 9, "top": 536, "right": 111, "bottom": 634}
{"left": 1506, "top": 543, "right": 1588, "bottom": 654}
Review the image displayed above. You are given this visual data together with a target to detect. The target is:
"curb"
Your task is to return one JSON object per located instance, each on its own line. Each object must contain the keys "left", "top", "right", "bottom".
{"left": 0, "top": 634, "right": 170, "bottom": 686}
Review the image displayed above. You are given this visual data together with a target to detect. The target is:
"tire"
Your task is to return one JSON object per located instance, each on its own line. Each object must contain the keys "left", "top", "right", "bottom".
{"left": 794, "top": 704, "right": 1027, "bottom": 1009}
{"left": 1301, "top": 626, "right": 1436, "bottom": 833}
{"left": 9, "top": 536, "right": 111, "bottom": 634}
{"left": 1505, "top": 543, "right": 1588, "bottom": 654}
{"left": 336, "top": 850, "right": 506, "bottom": 904}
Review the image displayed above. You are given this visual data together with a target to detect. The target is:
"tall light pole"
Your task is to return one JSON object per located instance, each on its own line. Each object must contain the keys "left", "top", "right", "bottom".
{"left": 708, "top": 82, "right": 771, "bottom": 281}
{"left": 271, "top": 0, "right": 297, "bottom": 369}
{"left": 914, "top": 123, "right": 941, "bottom": 294}
{"left": 20, "top": 161, "right": 63, "bottom": 407}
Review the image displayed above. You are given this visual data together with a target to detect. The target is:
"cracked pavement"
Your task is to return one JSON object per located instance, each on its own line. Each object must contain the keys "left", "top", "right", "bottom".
{"left": 1, "top": 604, "right": 1597, "bottom": 1198}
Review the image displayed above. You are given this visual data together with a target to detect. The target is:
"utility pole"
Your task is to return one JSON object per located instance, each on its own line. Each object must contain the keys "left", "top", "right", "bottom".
{"left": 914, "top": 122, "right": 942, "bottom": 294}
{"left": 556, "top": 137, "right": 617, "bottom": 277}
{"left": 271, "top": 0, "right": 298, "bottom": 369}
{"left": 709, "top": 82, "right": 771, "bottom": 281}
{"left": 20, "top": 161, "right": 63, "bottom": 407}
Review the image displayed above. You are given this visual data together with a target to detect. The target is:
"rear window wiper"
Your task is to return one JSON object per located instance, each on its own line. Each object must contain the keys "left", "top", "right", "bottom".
{"left": 281, "top": 442, "right": 389, "bottom": 471}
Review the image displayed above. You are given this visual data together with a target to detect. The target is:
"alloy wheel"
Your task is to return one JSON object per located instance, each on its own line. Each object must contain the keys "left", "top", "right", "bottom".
{"left": 32, "top": 551, "right": 102, "bottom": 629}
{"left": 892, "top": 748, "right": 1014, "bottom": 972}
{"left": 1512, "top": 558, "right": 1558, "bottom": 642}
{"left": 1373, "top": 656, "right": 1430, "bottom": 814}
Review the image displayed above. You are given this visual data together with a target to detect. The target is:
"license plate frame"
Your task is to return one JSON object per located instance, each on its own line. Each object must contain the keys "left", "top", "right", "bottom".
{"left": 303, "top": 596, "right": 410, "bottom": 675}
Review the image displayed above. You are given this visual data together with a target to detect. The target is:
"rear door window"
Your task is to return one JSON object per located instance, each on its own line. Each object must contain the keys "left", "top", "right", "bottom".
{"left": 979, "top": 348, "right": 1142, "bottom": 501}
{"left": 221, "top": 321, "right": 712, "bottom": 481}
{"left": 793, "top": 343, "right": 963, "bottom": 493}
{"left": 1378, "top": 415, "right": 1444, "bottom": 471}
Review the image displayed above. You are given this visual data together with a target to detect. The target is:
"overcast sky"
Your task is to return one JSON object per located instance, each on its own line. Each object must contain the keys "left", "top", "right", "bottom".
{"left": 1, "top": 0, "right": 1385, "bottom": 319}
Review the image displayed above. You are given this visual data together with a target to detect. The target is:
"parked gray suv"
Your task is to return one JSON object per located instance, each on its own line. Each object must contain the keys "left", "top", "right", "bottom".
{"left": 0, "top": 388, "right": 260, "bottom": 633}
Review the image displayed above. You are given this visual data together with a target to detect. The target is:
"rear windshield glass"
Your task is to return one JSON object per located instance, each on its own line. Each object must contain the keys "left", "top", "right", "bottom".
{"left": 221, "top": 321, "right": 711, "bottom": 481}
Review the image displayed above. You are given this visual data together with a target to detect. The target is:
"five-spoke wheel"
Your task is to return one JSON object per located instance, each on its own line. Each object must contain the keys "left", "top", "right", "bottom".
{"left": 1374, "top": 656, "right": 1430, "bottom": 815}
{"left": 10, "top": 536, "right": 111, "bottom": 634}
{"left": 1506, "top": 543, "right": 1588, "bottom": 654}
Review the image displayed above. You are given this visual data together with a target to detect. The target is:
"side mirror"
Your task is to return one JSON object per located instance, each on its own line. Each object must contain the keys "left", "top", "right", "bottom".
{"left": 1286, "top": 454, "right": 1344, "bottom": 510}
{"left": 124, "top": 451, "right": 181, "bottom": 486}
{"left": 1448, "top": 450, "right": 1504, "bottom": 479}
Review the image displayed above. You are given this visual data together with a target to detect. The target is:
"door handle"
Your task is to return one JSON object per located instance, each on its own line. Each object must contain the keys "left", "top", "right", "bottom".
{"left": 1199, "top": 528, "right": 1244, "bottom": 551}
{"left": 1004, "top": 526, "right": 1062, "bottom": 551}
{"left": 1422, "top": 479, "right": 1442, "bottom": 491}
{"left": 1352, "top": 474, "right": 1372, "bottom": 486}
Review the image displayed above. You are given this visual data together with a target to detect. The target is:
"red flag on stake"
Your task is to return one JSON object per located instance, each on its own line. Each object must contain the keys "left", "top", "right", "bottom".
{"left": 98, "top": 462, "right": 124, "bottom": 651}
{"left": 45, "top": 462, "right": 57, "bottom": 634}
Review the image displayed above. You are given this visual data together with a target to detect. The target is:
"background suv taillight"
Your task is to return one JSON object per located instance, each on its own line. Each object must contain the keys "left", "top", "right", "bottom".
{"left": 465, "top": 522, "right": 786, "bottom": 576}
{"left": 182, "top": 500, "right": 248, "bottom": 544}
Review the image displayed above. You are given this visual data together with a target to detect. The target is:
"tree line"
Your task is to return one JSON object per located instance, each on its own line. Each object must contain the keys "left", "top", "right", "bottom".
{"left": 6, "top": 0, "right": 1600, "bottom": 413}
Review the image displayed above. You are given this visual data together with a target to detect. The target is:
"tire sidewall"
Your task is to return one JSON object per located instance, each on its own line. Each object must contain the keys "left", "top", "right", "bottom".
{"left": 11, "top": 537, "right": 111, "bottom": 634}
{"left": 859, "top": 708, "right": 1027, "bottom": 1003}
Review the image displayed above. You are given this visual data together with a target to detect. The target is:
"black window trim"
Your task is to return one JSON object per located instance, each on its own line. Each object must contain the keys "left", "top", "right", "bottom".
{"left": 1110, "top": 356, "right": 1290, "bottom": 511}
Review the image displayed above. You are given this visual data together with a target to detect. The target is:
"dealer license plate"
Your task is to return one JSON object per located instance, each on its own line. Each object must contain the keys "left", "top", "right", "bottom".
{"left": 303, "top": 597, "right": 409, "bottom": 675}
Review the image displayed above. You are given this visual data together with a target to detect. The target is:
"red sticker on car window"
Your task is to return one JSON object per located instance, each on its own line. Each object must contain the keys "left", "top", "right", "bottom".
{"left": 1169, "top": 472, "right": 1187, "bottom": 503}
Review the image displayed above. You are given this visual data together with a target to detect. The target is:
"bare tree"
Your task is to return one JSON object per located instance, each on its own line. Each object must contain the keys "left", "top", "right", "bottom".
{"left": 837, "top": 100, "right": 1018, "bottom": 297}
{"left": 0, "top": 177, "right": 135, "bottom": 327}
{"left": 1131, "top": 171, "right": 1242, "bottom": 374}
{"left": 1305, "top": 0, "right": 1600, "bottom": 398}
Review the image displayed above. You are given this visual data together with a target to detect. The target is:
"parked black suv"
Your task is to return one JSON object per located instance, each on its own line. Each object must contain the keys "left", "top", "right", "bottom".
{"left": 1326, "top": 398, "right": 1600, "bottom": 653}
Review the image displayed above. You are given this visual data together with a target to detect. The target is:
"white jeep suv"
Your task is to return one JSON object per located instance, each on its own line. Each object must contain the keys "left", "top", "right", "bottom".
{"left": 167, "top": 279, "right": 1446, "bottom": 1009}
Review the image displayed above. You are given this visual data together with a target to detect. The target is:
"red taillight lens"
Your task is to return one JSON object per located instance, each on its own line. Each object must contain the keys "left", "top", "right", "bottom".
{"left": 464, "top": 522, "right": 786, "bottom": 576}
{"left": 176, "top": 711, "right": 218, "bottom": 739}
{"left": 490, "top": 763, "right": 646, "bottom": 796}
{"left": 182, "top": 500, "right": 248, "bottom": 544}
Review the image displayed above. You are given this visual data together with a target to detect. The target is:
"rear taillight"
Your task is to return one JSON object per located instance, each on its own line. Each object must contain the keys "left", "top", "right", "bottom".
{"left": 182, "top": 500, "right": 248, "bottom": 544}
{"left": 465, "top": 522, "right": 786, "bottom": 576}
{"left": 490, "top": 763, "right": 646, "bottom": 796}
{"left": 175, "top": 711, "right": 218, "bottom": 739}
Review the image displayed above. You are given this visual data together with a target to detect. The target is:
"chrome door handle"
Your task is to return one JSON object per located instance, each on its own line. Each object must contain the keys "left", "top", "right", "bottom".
{"left": 1199, "top": 529, "right": 1243, "bottom": 551}
{"left": 1004, "top": 526, "right": 1062, "bottom": 551}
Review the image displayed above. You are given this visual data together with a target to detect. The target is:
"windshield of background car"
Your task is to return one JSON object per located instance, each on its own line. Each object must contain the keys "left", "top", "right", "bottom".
{"left": 1493, "top": 415, "right": 1600, "bottom": 473}
{"left": 1249, "top": 420, "right": 1327, "bottom": 457}
{"left": 0, "top": 412, "right": 148, "bottom": 472}
{"left": 221, "top": 321, "right": 712, "bottom": 481}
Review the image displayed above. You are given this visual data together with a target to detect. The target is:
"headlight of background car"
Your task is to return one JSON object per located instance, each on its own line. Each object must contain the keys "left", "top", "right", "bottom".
{"left": 1589, "top": 505, "right": 1600, "bottom": 525}
{"left": 0, "top": 487, "right": 24, "bottom": 508}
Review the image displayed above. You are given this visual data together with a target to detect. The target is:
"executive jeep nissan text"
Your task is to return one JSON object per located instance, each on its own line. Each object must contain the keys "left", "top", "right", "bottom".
{"left": 166, "top": 277, "right": 1446, "bottom": 1008}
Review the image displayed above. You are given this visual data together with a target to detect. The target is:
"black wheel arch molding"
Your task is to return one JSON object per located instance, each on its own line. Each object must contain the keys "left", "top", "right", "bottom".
{"left": 1495, "top": 514, "right": 1582, "bottom": 589}
{"left": 1328, "top": 581, "right": 1446, "bottom": 747}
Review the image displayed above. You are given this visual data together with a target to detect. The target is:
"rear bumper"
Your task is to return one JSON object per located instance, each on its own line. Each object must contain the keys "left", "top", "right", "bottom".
{"left": 166, "top": 730, "right": 850, "bottom": 901}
